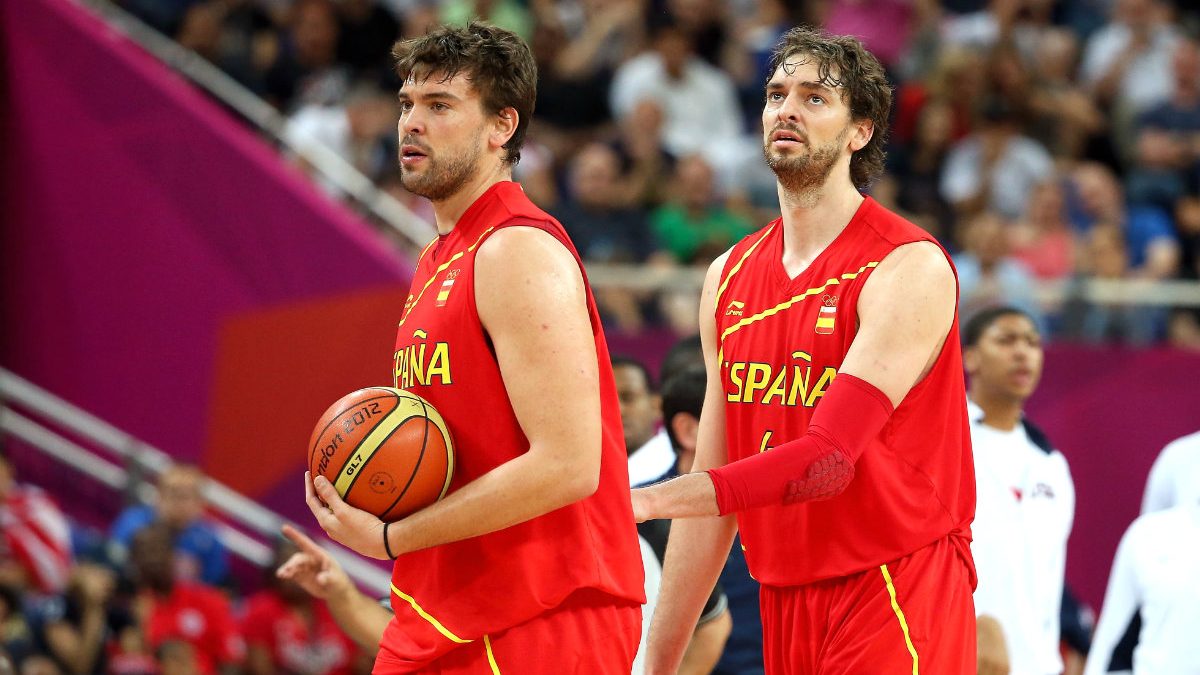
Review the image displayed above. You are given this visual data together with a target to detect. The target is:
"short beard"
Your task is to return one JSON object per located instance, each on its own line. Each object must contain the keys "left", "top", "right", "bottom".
{"left": 400, "top": 142, "right": 481, "bottom": 202}
{"left": 764, "top": 125, "right": 849, "bottom": 196}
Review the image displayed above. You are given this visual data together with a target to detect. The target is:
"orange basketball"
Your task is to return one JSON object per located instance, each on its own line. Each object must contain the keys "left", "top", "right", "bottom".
{"left": 308, "top": 387, "right": 454, "bottom": 521}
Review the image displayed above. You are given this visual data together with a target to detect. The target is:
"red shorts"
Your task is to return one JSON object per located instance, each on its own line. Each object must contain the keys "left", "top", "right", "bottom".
{"left": 759, "top": 536, "right": 976, "bottom": 675}
{"left": 372, "top": 588, "right": 641, "bottom": 674}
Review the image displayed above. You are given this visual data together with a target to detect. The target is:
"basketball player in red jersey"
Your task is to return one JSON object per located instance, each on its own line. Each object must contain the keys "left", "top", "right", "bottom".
{"left": 302, "top": 22, "right": 645, "bottom": 674}
{"left": 632, "top": 27, "right": 976, "bottom": 674}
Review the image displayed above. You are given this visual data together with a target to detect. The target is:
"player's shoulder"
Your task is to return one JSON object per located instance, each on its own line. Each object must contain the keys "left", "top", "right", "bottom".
{"left": 1127, "top": 504, "right": 1195, "bottom": 543}
{"left": 475, "top": 222, "right": 573, "bottom": 270}
{"left": 859, "top": 197, "right": 939, "bottom": 247}
{"left": 1160, "top": 430, "right": 1200, "bottom": 463}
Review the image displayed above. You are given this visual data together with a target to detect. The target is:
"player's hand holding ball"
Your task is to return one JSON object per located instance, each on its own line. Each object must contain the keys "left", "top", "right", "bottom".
{"left": 305, "top": 387, "right": 455, "bottom": 560}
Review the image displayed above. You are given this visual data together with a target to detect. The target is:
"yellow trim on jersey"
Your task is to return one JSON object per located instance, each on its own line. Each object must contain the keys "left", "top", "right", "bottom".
{"left": 389, "top": 584, "right": 473, "bottom": 644}
{"left": 880, "top": 564, "right": 919, "bottom": 675}
{"left": 398, "top": 226, "right": 497, "bottom": 327}
{"left": 717, "top": 261, "right": 879, "bottom": 362}
{"left": 715, "top": 224, "right": 778, "bottom": 309}
{"left": 484, "top": 635, "right": 501, "bottom": 674}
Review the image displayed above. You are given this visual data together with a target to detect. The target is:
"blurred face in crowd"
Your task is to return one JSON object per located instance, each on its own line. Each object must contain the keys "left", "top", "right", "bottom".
{"left": 676, "top": 155, "right": 716, "bottom": 210}
{"left": 613, "top": 363, "right": 660, "bottom": 454}
{"left": 158, "top": 467, "right": 205, "bottom": 529}
{"left": 1073, "top": 165, "right": 1123, "bottom": 221}
{"left": 397, "top": 72, "right": 491, "bottom": 202}
{"left": 131, "top": 526, "right": 176, "bottom": 594}
{"left": 569, "top": 143, "right": 621, "bottom": 208}
{"left": 966, "top": 312, "right": 1044, "bottom": 405}
{"left": 1025, "top": 181, "right": 1066, "bottom": 228}
{"left": 293, "top": 0, "right": 338, "bottom": 67}
{"left": 762, "top": 56, "right": 866, "bottom": 194}
{"left": 964, "top": 212, "right": 1011, "bottom": 268}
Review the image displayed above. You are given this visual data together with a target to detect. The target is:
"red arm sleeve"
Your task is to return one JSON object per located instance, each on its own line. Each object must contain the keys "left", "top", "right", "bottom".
{"left": 706, "top": 373, "right": 894, "bottom": 514}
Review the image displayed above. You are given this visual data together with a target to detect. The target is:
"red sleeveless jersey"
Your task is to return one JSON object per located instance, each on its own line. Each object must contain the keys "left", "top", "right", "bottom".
{"left": 388, "top": 182, "right": 645, "bottom": 641}
{"left": 714, "top": 196, "right": 975, "bottom": 587}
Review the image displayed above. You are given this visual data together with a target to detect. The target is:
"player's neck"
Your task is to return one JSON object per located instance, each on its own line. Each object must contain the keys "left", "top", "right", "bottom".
{"left": 432, "top": 164, "right": 513, "bottom": 235}
{"left": 777, "top": 178, "right": 864, "bottom": 271}
{"left": 971, "top": 390, "right": 1023, "bottom": 432}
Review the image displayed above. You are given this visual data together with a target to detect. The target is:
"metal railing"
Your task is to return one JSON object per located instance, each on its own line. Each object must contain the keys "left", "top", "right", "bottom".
{"left": 0, "top": 368, "right": 391, "bottom": 595}
{"left": 76, "top": 0, "right": 434, "bottom": 253}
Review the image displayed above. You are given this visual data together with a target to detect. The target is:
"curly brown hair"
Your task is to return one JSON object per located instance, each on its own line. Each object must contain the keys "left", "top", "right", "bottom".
{"left": 392, "top": 22, "right": 536, "bottom": 166}
{"left": 767, "top": 27, "right": 892, "bottom": 189}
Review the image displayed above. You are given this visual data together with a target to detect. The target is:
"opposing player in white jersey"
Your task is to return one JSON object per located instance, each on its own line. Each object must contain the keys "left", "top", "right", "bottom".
{"left": 1141, "top": 429, "right": 1200, "bottom": 514}
{"left": 964, "top": 307, "right": 1074, "bottom": 675}
{"left": 1085, "top": 428, "right": 1200, "bottom": 674}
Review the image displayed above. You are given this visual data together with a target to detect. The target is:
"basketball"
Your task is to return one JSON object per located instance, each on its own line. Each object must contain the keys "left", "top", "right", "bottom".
{"left": 308, "top": 387, "right": 454, "bottom": 521}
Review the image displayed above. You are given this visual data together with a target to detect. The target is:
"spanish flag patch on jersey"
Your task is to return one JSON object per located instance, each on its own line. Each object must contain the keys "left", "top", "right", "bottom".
{"left": 816, "top": 296, "right": 837, "bottom": 335}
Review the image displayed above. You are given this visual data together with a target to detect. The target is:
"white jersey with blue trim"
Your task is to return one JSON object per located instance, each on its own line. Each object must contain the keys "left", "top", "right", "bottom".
{"left": 968, "top": 400, "right": 1075, "bottom": 675}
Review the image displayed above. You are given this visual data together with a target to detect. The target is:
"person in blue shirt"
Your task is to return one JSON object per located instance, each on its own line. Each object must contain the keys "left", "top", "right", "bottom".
{"left": 110, "top": 465, "right": 229, "bottom": 587}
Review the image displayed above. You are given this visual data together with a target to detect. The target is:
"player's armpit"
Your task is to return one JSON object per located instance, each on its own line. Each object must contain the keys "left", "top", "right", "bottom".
{"left": 842, "top": 240, "right": 957, "bottom": 407}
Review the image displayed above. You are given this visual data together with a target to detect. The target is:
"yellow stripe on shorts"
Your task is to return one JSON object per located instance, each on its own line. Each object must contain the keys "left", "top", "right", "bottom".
{"left": 880, "top": 564, "right": 918, "bottom": 675}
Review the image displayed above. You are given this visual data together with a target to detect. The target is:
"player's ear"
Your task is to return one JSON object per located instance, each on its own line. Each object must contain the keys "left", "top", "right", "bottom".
{"left": 491, "top": 107, "right": 518, "bottom": 152}
{"left": 962, "top": 346, "right": 980, "bottom": 376}
{"left": 848, "top": 118, "right": 873, "bottom": 153}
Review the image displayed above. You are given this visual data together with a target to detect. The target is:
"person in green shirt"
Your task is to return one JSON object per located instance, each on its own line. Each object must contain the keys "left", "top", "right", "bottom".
{"left": 651, "top": 154, "right": 755, "bottom": 264}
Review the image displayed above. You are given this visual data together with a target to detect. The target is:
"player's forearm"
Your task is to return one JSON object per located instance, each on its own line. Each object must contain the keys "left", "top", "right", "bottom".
{"left": 645, "top": 515, "right": 737, "bottom": 675}
{"left": 634, "top": 472, "right": 721, "bottom": 520}
{"left": 325, "top": 586, "right": 390, "bottom": 652}
{"left": 679, "top": 609, "right": 732, "bottom": 675}
{"left": 386, "top": 447, "right": 597, "bottom": 557}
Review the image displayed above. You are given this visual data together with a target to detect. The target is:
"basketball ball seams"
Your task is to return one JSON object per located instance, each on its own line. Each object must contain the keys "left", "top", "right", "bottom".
{"left": 379, "top": 397, "right": 433, "bottom": 520}
{"left": 338, "top": 412, "right": 423, "bottom": 502}
{"left": 434, "top": 408, "right": 455, "bottom": 500}
{"left": 308, "top": 391, "right": 400, "bottom": 472}
{"left": 332, "top": 403, "right": 423, "bottom": 495}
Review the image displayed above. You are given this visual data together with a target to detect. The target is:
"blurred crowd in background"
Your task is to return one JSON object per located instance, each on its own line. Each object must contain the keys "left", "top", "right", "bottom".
{"left": 112, "top": 0, "right": 1200, "bottom": 344}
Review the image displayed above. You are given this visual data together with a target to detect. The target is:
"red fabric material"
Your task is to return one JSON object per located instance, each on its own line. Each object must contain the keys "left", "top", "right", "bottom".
{"left": 386, "top": 182, "right": 645, "bottom": 659}
{"left": 0, "top": 485, "right": 72, "bottom": 593}
{"left": 708, "top": 374, "right": 893, "bottom": 514}
{"left": 759, "top": 536, "right": 976, "bottom": 675}
{"left": 144, "top": 583, "right": 244, "bottom": 674}
{"left": 373, "top": 589, "right": 640, "bottom": 674}
{"left": 241, "top": 591, "right": 358, "bottom": 675}
{"left": 713, "top": 196, "right": 975, "bottom": 587}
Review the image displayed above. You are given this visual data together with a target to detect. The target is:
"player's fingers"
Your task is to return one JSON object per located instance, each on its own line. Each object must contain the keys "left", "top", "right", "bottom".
{"left": 281, "top": 523, "right": 325, "bottom": 558}
{"left": 304, "top": 472, "right": 331, "bottom": 517}
{"left": 312, "top": 475, "right": 347, "bottom": 514}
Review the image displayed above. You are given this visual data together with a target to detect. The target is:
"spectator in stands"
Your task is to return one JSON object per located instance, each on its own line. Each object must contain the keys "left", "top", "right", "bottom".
{"left": 1127, "top": 37, "right": 1200, "bottom": 211}
{"left": 262, "top": 0, "right": 349, "bottom": 110}
{"left": 1081, "top": 0, "right": 1180, "bottom": 133}
{"left": 964, "top": 306, "right": 1075, "bottom": 675}
{"left": 610, "top": 12, "right": 752, "bottom": 189}
{"left": 610, "top": 99, "right": 676, "bottom": 210}
{"left": 242, "top": 538, "right": 361, "bottom": 675}
{"left": 628, "top": 359, "right": 732, "bottom": 675}
{"left": 1142, "top": 429, "right": 1200, "bottom": 514}
{"left": 529, "top": 0, "right": 640, "bottom": 150}
{"left": 1027, "top": 28, "right": 1105, "bottom": 162}
{"left": 940, "top": 97, "right": 1054, "bottom": 220}
{"left": 30, "top": 563, "right": 128, "bottom": 675}
{"left": 1062, "top": 224, "right": 1165, "bottom": 345}
{"left": 1084, "top": 498, "right": 1200, "bottom": 674}
{"left": 955, "top": 211, "right": 1044, "bottom": 327}
{"left": 651, "top": 154, "right": 754, "bottom": 266}
{"left": 1010, "top": 180, "right": 1080, "bottom": 285}
{"left": 891, "top": 47, "right": 982, "bottom": 148}
{"left": 334, "top": 0, "right": 399, "bottom": 79}
{"left": 1070, "top": 162, "right": 1180, "bottom": 281}
{"left": 111, "top": 465, "right": 229, "bottom": 588}
{"left": 886, "top": 100, "right": 956, "bottom": 240}
{"left": 127, "top": 525, "right": 242, "bottom": 675}
{"left": 1168, "top": 193, "right": 1200, "bottom": 349}
{"left": 0, "top": 582, "right": 38, "bottom": 670}
{"left": 285, "top": 85, "right": 398, "bottom": 195}
{"left": 0, "top": 450, "right": 72, "bottom": 595}
{"left": 553, "top": 143, "right": 655, "bottom": 264}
